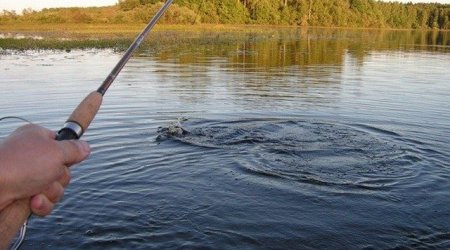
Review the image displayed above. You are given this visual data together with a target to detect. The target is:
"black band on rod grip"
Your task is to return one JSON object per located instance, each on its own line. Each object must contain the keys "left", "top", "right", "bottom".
{"left": 55, "top": 128, "right": 79, "bottom": 141}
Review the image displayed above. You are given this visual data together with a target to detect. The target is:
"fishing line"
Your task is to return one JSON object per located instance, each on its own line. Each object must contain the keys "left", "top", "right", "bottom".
{"left": 0, "top": 116, "right": 31, "bottom": 250}
{"left": 9, "top": 218, "right": 28, "bottom": 250}
{"left": 0, "top": 116, "right": 31, "bottom": 124}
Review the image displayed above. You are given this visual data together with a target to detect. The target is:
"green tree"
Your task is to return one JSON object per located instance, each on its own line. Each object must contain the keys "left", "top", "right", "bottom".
{"left": 216, "top": 0, "right": 249, "bottom": 24}
{"left": 249, "top": 0, "right": 280, "bottom": 24}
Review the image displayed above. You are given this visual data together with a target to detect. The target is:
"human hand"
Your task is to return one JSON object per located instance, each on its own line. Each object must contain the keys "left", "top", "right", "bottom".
{"left": 0, "top": 123, "right": 90, "bottom": 216}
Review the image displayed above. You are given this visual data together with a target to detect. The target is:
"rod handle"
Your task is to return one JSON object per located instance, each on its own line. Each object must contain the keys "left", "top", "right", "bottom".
{"left": 56, "top": 91, "right": 103, "bottom": 140}
{"left": 0, "top": 199, "right": 30, "bottom": 250}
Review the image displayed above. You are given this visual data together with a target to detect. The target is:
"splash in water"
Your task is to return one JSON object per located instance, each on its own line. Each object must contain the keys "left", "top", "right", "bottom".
{"left": 156, "top": 118, "right": 189, "bottom": 141}
{"left": 157, "top": 118, "right": 419, "bottom": 191}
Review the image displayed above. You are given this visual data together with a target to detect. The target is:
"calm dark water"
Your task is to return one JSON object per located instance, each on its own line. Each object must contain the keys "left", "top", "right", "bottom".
{"left": 1, "top": 28, "right": 450, "bottom": 249}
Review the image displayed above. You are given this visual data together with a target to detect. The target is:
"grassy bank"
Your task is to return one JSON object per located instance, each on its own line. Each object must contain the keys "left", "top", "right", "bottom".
{"left": 0, "top": 23, "right": 296, "bottom": 50}
{"left": 0, "top": 23, "right": 279, "bottom": 37}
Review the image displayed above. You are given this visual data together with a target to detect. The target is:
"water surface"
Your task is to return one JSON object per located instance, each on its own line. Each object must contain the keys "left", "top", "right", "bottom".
{"left": 1, "top": 28, "right": 450, "bottom": 249}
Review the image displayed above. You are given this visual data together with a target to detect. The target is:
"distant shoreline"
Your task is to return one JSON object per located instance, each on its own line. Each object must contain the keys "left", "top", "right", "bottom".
{"left": 1, "top": 23, "right": 448, "bottom": 51}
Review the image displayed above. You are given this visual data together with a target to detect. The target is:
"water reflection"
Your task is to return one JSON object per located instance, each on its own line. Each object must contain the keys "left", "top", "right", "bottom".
{"left": 130, "top": 28, "right": 449, "bottom": 110}
{"left": 142, "top": 28, "right": 450, "bottom": 69}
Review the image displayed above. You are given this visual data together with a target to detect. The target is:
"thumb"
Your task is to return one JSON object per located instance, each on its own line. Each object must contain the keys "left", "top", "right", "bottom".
{"left": 57, "top": 140, "right": 91, "bottom": 166}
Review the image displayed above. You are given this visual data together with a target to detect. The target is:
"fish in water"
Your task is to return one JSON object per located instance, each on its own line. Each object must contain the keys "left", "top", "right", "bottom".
{"left": 156, "top": 118, "right": 189, "bottom": 141}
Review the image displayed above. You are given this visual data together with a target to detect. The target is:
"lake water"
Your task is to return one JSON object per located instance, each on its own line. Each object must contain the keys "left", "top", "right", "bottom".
{"left": 1, "top": 28, "right": 450, "bottom": 249}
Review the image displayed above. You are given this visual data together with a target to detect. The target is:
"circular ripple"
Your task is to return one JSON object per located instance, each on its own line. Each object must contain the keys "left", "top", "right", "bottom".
{"left": 158, "top": 119, "right": 421, "bottom": 190}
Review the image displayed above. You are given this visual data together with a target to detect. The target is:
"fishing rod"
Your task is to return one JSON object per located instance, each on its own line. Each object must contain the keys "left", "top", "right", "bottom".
{"left": 58, "top": 0, "right": 174, "bottom": 140}
{"left": 0, "top": 1, "right": 174, "bottom": 249}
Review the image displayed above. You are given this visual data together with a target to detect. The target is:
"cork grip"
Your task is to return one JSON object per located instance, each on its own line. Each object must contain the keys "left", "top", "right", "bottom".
{"left": 67, "top": 91, "right": 103, "bottom": 133}
{"left": 0, "top": 199, "right": 29, "bottom": 250}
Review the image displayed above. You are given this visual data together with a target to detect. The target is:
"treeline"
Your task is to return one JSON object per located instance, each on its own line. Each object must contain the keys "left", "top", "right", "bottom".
{"left": 1, "top": 0, "right": 449, "bottom": 30}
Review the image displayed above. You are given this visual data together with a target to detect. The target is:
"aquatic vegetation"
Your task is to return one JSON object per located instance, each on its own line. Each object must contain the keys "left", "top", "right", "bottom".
{"left": 0, "top": 37, "right": 134, "bottom": 51}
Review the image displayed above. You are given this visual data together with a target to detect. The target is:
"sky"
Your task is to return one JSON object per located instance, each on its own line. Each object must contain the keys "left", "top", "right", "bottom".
{"left": 1, "top": 0, "right": 450, "bottom": 12}
{"left": 1, "top": 0, "right": 118, "bottom": 12}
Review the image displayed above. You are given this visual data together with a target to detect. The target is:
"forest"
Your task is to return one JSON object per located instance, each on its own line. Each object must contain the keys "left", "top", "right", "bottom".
{"left": 1, "top": 0, "right": 449, "bottom": 30}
